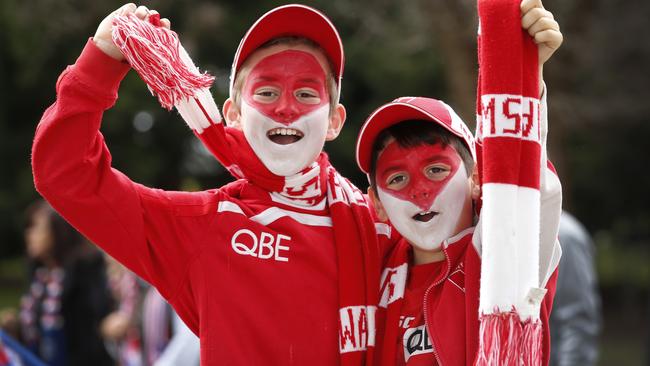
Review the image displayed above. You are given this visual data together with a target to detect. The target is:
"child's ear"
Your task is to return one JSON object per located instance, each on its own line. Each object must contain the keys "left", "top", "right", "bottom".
{"left": 368, "top": 186, "right": 388, "bottom": 222}
{"left": 222, "top": 98, "right": 242, "bottom": 129}
{"left": 325, "top": 104, "right": 346, "bottom": 141}
{"left": 470, "top": 165, "right": 481, "bottom": 200}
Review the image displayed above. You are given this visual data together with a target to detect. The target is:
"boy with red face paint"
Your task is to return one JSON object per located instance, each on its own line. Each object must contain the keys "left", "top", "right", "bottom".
{"left": 355, "top": 1, "right": 563, "bottom": 365}
{"left": 32, "top": 3, "right": 393, "bottom": 366}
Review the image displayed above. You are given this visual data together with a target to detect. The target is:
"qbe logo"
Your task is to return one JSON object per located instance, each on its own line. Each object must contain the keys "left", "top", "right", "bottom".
{"left": 403, "top": 325, "right": 434, "bottom": 361}
{"left": 231, "top": 229, "right": 291, "bottom": 262}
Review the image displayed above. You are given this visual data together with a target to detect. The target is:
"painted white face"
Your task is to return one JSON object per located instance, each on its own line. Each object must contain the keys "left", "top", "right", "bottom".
{"left": 241, "top": 101, "right": 330, "bottom": 176}
{"left": 375, "top": 141, "right": 471, "bottom": 251}
{"left": 238, "top": 49, "right": 332, "bottom": 177}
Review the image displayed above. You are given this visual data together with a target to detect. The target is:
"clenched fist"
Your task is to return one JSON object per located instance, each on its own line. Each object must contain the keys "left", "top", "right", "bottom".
{"left": 92, "top": 3, "right": 172, "bottom": 61}
{"left": 521, "top": 0, "right": 563, "bottom": 66}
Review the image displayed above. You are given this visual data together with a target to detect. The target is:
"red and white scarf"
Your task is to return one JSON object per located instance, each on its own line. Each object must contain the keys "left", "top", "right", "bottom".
{"left": 475, "top": 0, "right": 545, "bottom": 364}
{"left": 112, "top": 13, "right": 380, "bottom": 366}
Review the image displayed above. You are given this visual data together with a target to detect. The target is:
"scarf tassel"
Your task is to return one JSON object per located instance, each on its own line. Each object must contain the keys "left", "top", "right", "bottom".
{"left": 475, "top": 309, "right": 543, "bottom": 366}
{"left": 111, "top": 13, "right": 215, "bottom": 111}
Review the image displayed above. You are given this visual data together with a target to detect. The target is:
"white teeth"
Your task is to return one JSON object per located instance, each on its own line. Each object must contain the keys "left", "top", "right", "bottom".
{"left": 268, "top": 128, "right": 304, "bottom": 137}
{"left": 413, "top": 211, "right": 438, "bottom": 219}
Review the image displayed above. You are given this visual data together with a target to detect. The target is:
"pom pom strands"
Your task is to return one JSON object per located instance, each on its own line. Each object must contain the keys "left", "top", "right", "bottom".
{"left": 475, "top": 310, "right": 544, "bottom": 366}
{"left": 111, "top": 13, "right": 215, "bottom": 111}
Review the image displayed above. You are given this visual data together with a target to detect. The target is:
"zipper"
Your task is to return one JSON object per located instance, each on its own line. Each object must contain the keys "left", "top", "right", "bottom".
{"left": 421, "top": 247, "right": 452, "bottom": 366}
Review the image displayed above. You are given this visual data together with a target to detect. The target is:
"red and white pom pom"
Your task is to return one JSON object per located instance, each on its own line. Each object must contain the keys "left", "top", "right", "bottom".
{"left": 111, "top": 13, "right": 221, "bottom": 133}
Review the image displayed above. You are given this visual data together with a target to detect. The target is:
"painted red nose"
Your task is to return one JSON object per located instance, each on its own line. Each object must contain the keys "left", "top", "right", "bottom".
{"left": 409, "top": 186, "right": 435, "bottom": 211}
{"left": 273, "top": 93, "right": 299, "bottom": 125}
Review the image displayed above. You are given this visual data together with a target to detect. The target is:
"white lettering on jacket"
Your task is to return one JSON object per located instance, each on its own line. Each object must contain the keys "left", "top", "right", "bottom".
{"left": 231, "top": 229, "right": 291, "bottom": 262}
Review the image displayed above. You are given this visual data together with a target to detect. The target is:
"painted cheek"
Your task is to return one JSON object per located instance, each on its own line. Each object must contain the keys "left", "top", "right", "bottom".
{"left": 242, "top": 50, "right": 329, "bottom": 125}
{"left": 376, "top": 142, "right": 461, "bottom": 211}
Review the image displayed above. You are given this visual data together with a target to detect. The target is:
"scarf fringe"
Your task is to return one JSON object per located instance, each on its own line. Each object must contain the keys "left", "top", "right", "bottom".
{"left": 111, "top": 13, "right": 214, "bottom": 110}
{"left": 475, "top": 309, "right": 543, "bottom": 366}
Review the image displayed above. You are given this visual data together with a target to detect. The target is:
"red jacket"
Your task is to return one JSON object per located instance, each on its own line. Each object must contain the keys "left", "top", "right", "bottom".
{"left": 378, "top": 230, "right": 558, "bottom": 366}
{"left": 32, "top": 40, "right": 395, "bottom": 365}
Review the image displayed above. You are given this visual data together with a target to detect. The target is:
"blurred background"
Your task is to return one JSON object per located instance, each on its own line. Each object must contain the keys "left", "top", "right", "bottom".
{"left": 0, "top": 0, "right": 648, "bottom": 364}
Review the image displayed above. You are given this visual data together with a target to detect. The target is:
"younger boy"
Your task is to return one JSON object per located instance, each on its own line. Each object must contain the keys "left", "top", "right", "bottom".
{"left": 354, "top": 1, "right": 563, "bottom": 364}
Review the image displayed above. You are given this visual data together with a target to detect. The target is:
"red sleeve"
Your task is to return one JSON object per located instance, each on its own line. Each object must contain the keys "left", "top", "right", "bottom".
{"left": 32, "top": 39, "right": 211, "bottom": 302}
{"left": 541, "top": 267, "right": 558, "bottom": 366}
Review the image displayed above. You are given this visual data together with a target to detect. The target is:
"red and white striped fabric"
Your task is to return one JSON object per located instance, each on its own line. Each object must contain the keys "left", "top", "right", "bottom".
{"left": 475, "top": 0, "right": 546, "bottom": 365}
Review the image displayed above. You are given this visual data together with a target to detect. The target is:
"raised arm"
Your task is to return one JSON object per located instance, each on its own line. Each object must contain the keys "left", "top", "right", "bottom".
{"left": 521, "top": 0, "right": 563, "bottom": 286}
{"left": 32, "top": 4, "right": 206, "bottom": 301}
{"left": 474, "top": 0, "right": 563, "bottom": 286}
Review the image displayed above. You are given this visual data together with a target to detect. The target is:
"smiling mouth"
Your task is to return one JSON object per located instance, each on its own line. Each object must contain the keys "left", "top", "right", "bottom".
{"left": 267, "top": 128, "right": 304, "bottom": 145}
{"left": 412, "top": 211, "right": 438, "bottom": 222}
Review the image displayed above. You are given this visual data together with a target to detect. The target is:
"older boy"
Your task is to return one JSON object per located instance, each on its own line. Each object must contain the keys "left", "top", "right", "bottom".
{"left": 355, "top": 0, "right": 563, "bottom": 364}
{"left": 32, "top": 3, "right": 392, "bottom": 365}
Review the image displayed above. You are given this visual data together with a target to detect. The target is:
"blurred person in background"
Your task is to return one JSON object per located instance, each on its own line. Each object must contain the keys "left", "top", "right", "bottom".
{"left": 101, "top": 258, "right": 200, "bottom": 366}
{"left": 18, "top": 200, "right": 114, "bottom": 366}
{"left": 101, "top": 256, "right": 143, "bottom": 366}
{"left": 0, "top": 309, "right": 20, "bottom": 342}
{"left": 141, "top": 286, "right": 199, "bottom": 366}
{"left": 550, "top": 211, "right": 602, "bottom": 366}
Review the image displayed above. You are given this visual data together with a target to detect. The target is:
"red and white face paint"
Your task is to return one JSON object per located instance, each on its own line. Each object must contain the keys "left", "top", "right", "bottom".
{"left": 376, "top": 141, "right": 470, "bottom": 252}
{"left": 240, "top": 50, "right": 331, "bottom": 176}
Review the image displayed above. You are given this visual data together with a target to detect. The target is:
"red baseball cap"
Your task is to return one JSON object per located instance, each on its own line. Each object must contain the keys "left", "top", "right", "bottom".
{"left": 356, "top": 97, "right": 476, "bottom": 174}
{"left": 229, "top": 4, "right": 344, "bottom": 99}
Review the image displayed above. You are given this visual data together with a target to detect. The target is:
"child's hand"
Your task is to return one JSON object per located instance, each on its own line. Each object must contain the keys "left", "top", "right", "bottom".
{"left": 93, "top": 3, "right": 172, "bottom": 61}
{"left": 521, "top": 0, "right": 563, "bottom": 66}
